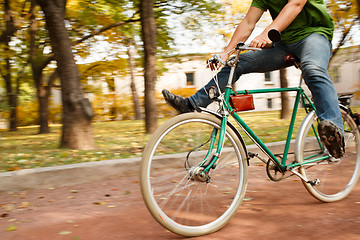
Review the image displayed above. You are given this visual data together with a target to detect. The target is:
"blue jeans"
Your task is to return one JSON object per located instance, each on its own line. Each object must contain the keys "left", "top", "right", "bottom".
{"left": 189, "top": 33, "right": 343, "bottom": 133}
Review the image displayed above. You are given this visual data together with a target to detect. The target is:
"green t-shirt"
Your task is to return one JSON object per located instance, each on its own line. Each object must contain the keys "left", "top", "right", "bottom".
{"left": 251, "top": 0, "right": 334, "bottom": 43}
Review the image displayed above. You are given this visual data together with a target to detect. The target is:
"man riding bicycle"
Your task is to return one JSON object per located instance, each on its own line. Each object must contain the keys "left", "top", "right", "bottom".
{"left": 162, "top": 0, "right": 345, "bottom": 159}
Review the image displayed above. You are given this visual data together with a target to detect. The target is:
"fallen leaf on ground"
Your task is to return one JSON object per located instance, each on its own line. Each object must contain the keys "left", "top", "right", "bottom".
{"left": 4, "top": 204, "right": 15, "bottom": 211}
{"left": 243, "top": 198, "right": 253, "bottom": 201}
{"left": 5, "top": 225, "right": 17, "bottom": 231}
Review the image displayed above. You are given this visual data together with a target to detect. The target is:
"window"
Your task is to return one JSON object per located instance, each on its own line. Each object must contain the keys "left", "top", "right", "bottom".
{"left": 186, "top": 72, "right": 194, "bottom": 86}
{"left": 329, "top": 67, "right": 339, "bottom": 83}
{"left": 267, "top": 98, "right": 273, "bottom": 109}
{"left": 265, "top": 72, "right": 271, "bottom": 82}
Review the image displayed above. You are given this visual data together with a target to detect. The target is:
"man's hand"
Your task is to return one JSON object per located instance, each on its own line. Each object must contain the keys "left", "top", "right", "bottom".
{"left": 250, "top": 31, "right": 272, "bottom": 49}
{"left": 206, "top": 52, "right": 229, "bottom": 71}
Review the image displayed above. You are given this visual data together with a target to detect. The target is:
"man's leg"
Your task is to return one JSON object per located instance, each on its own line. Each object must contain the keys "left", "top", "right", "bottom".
{"left": 187, "top": 44, "right": 292, "bottom": 109}
{"left": 290, "top": 33, "right": 344, "bottom": 158}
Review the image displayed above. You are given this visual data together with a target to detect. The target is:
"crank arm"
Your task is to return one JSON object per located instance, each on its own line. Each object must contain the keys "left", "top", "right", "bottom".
{"left": 289, "top": 168, "right": 320, "bottom": 186}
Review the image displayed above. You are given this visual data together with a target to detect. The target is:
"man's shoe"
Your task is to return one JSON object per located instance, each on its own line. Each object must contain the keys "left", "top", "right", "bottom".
{"left": 162, "top": 89, "right": 194, "bottom": 114}
{"left": 318, "top": 120, "right": 345, "bottom": 158}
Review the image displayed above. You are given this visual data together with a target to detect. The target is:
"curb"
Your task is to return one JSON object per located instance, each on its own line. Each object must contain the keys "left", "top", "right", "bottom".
{"left": 0, "top": 140, "right": 295, "bottom": 192}
{"left": 0, "top": 158, "right": 141, "bottom": 192}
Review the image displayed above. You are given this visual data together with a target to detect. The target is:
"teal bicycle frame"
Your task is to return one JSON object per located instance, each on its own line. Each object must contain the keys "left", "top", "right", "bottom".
{"left": 201, "top": 47, "right": 329, "bottom": 175}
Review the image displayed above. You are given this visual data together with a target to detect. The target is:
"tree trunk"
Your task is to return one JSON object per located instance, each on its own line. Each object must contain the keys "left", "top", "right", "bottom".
{"left": 38, "top": 85, "right": 50, "bottom": 133}
{"left": 280, "top": 68, "right": 291, "bottom": 120}
{"left": 5, "top": 63, "right": 18, "bottom": 131}
{"left": 127, "top": 44, "right": 143, "bottom": 120}
{"left": 4, "top": 51, "right": 17, "bottom": 131}
{"left": 3, "top": 0, "right": 17, "bottom": 131}
{"left": 30, "top": 0, "right": 50, "bottom": 134}
{"left": 140, "top": 0, "right": 158, "bottom": 133}
{"left": 31, "top": 67, "right": 51, "bottom": 134}
{"left": 37, "top": 0, "right": 95, "bottom": 150}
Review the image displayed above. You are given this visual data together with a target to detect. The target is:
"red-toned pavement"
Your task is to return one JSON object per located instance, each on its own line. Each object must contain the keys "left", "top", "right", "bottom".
{"left": 1, "top": 163, "right": 360, "bottom": 240}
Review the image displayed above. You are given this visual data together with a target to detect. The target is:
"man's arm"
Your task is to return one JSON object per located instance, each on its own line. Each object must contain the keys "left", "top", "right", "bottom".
{"left": 251, "top": 0, "right": 307, "bottom": 48}
{"left": 218, "top": 6, "right": 264, "bottom": 61}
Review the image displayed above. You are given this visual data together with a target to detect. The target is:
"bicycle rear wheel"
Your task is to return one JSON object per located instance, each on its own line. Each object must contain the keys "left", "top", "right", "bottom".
{"left": 295, "top": 110, "right": 360, "bottom": 202}
{"left": 140, "top": 112, "right": 248, "bottom": 236}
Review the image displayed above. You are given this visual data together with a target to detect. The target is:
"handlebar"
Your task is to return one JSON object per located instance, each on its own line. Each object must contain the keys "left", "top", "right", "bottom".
{"left": 207, "top": 29, "right": 282, "bottom": 69}
{"left": 229, "top": 29, "right": 281, "bottom": 67}
{"left": 235, "top": 29, "right": 281, "bottom": 51}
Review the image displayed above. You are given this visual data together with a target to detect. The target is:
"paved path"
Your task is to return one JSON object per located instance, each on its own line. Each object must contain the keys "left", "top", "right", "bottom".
{"left": 1, "top": 162, "right": 360, "bottom": 240}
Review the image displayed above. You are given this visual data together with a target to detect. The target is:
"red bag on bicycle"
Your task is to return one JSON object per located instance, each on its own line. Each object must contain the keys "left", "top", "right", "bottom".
{"left": 229, "top": 90, "right": 255, "bottom": 112}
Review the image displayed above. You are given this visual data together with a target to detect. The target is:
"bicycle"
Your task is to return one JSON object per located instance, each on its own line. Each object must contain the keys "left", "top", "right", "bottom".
{"left": 139, "top": 30, "right": 360, "bottom": 237}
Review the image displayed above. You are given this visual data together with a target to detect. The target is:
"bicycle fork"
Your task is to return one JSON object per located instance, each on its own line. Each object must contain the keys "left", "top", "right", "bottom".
{"left": 190, "top": 44, "right": 243, "bottom": 180}
{"left": 188, "top": 115, "right": 230, "bottom": 183}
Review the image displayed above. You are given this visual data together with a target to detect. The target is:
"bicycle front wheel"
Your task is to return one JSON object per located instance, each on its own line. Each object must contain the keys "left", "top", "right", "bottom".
{"left": 295, "top": 110, "right": 360, "bottom": 202}
{"left": 140, "top": 112, "right": 248, "bottom": 237}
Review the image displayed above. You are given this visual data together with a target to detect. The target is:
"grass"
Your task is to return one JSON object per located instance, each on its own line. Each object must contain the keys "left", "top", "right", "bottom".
{"left": 0, "top": 119, "right": 152, "bottom": 172}
{"left": 1, "top": 108, "right": 358, "bottom": 172}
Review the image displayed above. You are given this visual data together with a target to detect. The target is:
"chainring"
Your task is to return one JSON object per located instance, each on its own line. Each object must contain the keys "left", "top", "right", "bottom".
{"left": 266, "top": 159, "right": 285, "bottom": 182}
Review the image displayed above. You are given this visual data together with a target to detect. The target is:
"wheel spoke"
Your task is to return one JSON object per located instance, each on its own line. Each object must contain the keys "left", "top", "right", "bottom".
{"left": 140, "top": 113, "right": 248, "bottom": 236}
{"left": 297, "top": 110, "right": 360, "bottom": 202}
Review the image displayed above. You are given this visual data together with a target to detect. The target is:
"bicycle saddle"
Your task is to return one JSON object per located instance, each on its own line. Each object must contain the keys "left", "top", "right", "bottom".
{"left": 338, "top": 94, "right": 353, "bottom": 107}
{"left": 285, "top": 55, "right": 300, "bottom": 68}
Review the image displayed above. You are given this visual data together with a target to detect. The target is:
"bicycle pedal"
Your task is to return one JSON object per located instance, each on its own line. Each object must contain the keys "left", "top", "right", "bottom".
{"left": 308, "top": 179, "right": 320, "bottom": 186}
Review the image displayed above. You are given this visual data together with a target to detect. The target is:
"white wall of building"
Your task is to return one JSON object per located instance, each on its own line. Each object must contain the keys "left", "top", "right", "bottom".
{"left": 333, "top": 61, "right": 360, "bottom": 95}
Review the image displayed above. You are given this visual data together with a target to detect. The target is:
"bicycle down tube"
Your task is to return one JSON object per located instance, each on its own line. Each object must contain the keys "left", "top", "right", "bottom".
{"left": 199, "top": 85, "right": 329, "bottom": 173}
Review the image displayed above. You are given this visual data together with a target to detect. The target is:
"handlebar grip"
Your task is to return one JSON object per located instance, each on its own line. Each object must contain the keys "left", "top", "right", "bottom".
{"left": 236, "top": 42, "right": 245, "bottom": 48}
{"left": 268, "top": 29, "right": 281, "bottom": 42}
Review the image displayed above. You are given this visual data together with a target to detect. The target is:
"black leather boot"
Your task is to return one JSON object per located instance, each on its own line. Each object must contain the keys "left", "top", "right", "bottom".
{"left": 318, "top": 120, "right": 345, "bottom": 158}
{"left": 162, "top": 89, "right": 194, "bottom": 114}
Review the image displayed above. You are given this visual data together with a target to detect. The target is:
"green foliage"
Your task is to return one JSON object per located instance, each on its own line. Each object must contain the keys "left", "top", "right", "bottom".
{"left": 65, "top": 0, "right": 223, "bottom": 60}
{"left": 328, "top": 0, "right": 359, "bottom": 29}
{"left": 327, "top": 0, "right": 360, "bottom": 48}
{"left": 90, "top": 88, "right": 196, "bottom": 121}
{"left": 17, "top": 102, "right": 39, "bottom": 127}
{"left": 153, "top": 0, "right": 223, "bottom": 53}
{"left": 66, "top": 0, "right": 140, "bottom": 60}
{"left": 0, "top": 92, "right": 8, "bottom": 112}
{"left": 48, "top": 100, "right": 63, "bottom": 124}
{"left": 92, "top": 93, "right": 138, "bottom": 121}
{"left": 18, "top": 82, "right": 36, "bottom": 104}
{"left": 79, "top": 59, "right": 128, "bottom": 89}
{"left": 15, "top": 100, "right": 62, "bottom": 126}
{"left": 217, "top": 0, "right": 261, "bottom": 42}
{"left": 0, "top": 98, "right": 62, "bottom": 127}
